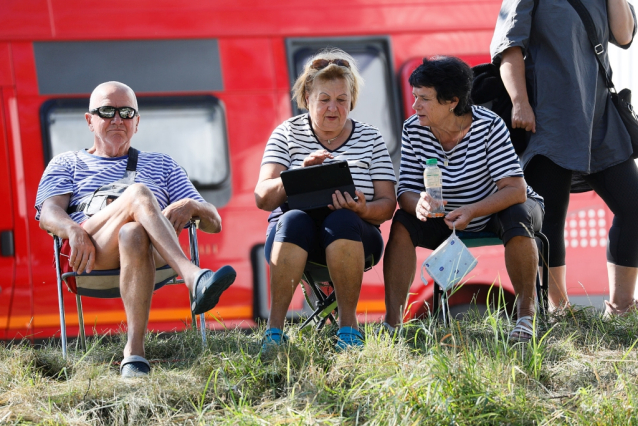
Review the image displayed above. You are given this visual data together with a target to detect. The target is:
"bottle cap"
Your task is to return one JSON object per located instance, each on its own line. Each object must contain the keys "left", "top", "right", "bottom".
{"left": 426, "top": 158, "right": 438, "bottom": 165}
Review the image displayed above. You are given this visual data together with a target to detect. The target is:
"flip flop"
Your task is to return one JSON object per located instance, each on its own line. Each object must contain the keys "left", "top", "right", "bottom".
{"left": 335, "top": 326, "right": 364, "bottom": 351}
{"left": 509, "top": 316, "right": 534, "bottom": 343}
{"left": 260, "top": 327, "right": 289, "bottom": 355}
{"left": 191, "top": 266, "right": 237, "bottom": 315}
{"left": 120, "top": 355, "right": 150, "bottom": 378}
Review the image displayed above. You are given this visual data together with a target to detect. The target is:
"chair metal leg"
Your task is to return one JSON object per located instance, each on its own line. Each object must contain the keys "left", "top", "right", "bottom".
{"left": 432, "top": 282, "right": 450, "bottom": 326}
{"left": 188, "top": 220, "right": 207, "bottom": 345}
{"left": 198, "top": 314, "right": 207, "bottom": 343}
{"left": 53, "top": 237, "right": 68, "bottom": 360}
{"left": 440, "top": 288, "right": 449, "bottom": 326}
{"left": 76, "top": 294, "right": 86, "bottom": 352}
{"left": 300, "top": 273, "right": 337, "bottom": 331}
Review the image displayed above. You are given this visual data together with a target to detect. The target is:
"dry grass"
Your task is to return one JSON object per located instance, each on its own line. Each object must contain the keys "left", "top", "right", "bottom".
{"left": 1, "top": 305, "right": 638, "bottom": 425}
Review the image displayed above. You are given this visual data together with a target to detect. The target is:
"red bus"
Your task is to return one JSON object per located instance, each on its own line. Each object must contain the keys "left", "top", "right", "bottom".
{"left": 0, "top": 0, "right": 614, "bottom": 340}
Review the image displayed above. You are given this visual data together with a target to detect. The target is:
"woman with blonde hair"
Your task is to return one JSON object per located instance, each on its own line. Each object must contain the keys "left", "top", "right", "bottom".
{"left": 254, "top": 48, "right": 397, "bottom": 351}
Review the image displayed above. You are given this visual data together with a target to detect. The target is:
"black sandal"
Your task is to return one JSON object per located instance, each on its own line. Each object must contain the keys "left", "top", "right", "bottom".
{"left": 191, "top": 266, "right": 237, "bottom": 315}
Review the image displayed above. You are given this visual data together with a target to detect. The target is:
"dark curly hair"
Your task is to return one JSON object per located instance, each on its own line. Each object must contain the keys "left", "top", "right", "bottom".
{"left": 408, "top": 56, "right": 473, "bottom": 116}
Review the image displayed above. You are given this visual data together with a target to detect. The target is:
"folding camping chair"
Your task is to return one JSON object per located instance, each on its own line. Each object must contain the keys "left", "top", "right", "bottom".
{"left": 299, "top": 255, "right": 375, "bottom": 330}
{"left": 431, "top": 230, "right": 550, "bottom": 325}
{"left": 53, "top": 219, "right": 206, "bottom": 359}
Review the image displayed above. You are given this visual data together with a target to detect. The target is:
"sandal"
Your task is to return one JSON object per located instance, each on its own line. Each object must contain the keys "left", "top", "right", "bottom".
{"left": 260, "top": 327, "right": 289, "bottom": 355}
{"left": 603, "top": 299, "right": 638, "bottom": 319}
{"left": 509, "top": 316, "right": 534, "bottom": 343}
{"left": 120, "top": 355, "right": 151, "bottom": 378}
{"left": 335, "top": 326, "right": 364, "bottom": 351}
{"left": 191, "top": 266, "right": 237, "bottom": 315}
{"left": 374, "top": 322, "right": 399, "bottom": 340}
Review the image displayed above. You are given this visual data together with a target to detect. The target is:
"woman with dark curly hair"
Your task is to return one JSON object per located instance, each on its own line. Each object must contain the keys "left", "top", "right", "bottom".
{"left": 383, "top": 56, "right": 544, "bottom": 342}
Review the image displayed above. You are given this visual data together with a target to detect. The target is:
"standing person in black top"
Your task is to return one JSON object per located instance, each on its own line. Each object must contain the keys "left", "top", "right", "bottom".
{"left": 492, "top": 0, "right": 638, "bottom": 316}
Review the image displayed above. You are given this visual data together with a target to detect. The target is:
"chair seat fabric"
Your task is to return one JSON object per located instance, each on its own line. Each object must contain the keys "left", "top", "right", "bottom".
{"left": 61, "top": 265, "right": 178, "bottom": 298}
{"left": 456, "top": 231, "right": 502, "bottom": 248}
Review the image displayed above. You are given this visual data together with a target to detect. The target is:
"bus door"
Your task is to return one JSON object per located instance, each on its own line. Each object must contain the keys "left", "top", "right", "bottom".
{"left": 0, "top": 90, "right": 16, "bottom": 339}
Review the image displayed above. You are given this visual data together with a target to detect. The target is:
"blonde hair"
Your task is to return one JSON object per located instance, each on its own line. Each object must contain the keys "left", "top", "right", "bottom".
{"left": 292, "top": 48, "right": 363, "bottom": 111}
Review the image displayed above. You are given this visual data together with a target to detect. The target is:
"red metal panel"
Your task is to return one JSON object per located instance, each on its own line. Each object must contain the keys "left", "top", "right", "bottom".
{"left": 0, "top": 0, "right": 52, "bottom": 40}
{"left": 9, "top": 1, "right": 501, "bottom": 40}
{"left": 219, "top": 38, "right": 276, "bottom": 91}
{"left": 10, "top": 43, "right": 39, "bottom": 97}
{"left": 3, "top": 89, "right": 34, "bottom": 339}
{"left": 271, "top": 38, "right": 291, "bottom": 91}
{"left": 0, "top": 91, "right": 16, "bottom": 339}
{"left": 0, "top": 44, "right": 14, "bottom": 86}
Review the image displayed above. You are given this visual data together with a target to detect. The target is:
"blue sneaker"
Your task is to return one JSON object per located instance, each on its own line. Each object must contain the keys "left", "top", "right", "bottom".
{"left": 335, "top": 326, "right": 364, "bottom": 351}
{"left": 260, "top": 327, "right": 289, "bottom": 354}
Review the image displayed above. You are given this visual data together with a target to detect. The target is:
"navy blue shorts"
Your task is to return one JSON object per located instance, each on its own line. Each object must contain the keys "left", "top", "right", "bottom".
{"left": 393, "top": 198, "right": 544, "bottom": 249}
{"left": 264, "top": 209, "right": 384, "bottom": 266}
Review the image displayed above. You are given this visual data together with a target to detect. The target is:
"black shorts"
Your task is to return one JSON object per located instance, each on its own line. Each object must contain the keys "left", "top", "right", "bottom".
{"left": 393, "top": 198, "right": 544, "bottom": 249}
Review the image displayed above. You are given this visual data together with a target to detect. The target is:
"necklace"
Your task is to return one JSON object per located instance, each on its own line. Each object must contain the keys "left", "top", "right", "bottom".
{"left": 432, "top": 116, "right": 467, "bottom": 166}
{"left": 321, "top": 125, "right": 346, "bottom": 145}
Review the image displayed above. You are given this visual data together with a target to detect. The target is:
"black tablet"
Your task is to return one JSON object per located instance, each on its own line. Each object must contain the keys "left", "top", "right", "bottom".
{"left": 280, "top": 160, "right": 356, "bottom": 211}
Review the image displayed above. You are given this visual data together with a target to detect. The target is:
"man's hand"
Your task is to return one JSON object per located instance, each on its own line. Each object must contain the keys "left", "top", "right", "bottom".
{"left": 416, "top": 192, "right": 447, "bottom": 222}
{"left": 68, "top": 226, "right": 96, "bottom": 274}
{"left": 329, "top": 189, "right": 367, "bottom": 216}
{"left": 444, "top": 205, "right": 476, "bottom": 230}
{"left": 511, "top": 100, "right": 536, "bottom": 133}
{"left": 163, "top": 199, "right": 195, "bottom": 233}
{"left": 302, "top": 150, "right": 334, "bottom": 167}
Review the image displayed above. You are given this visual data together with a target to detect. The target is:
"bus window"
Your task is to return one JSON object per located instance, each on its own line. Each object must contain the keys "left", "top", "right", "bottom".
{"left": 286, "top": 38, "right": 402, "bottom": 155}
{"left": 41, "top": 96, "right": 231, "bottom": 207}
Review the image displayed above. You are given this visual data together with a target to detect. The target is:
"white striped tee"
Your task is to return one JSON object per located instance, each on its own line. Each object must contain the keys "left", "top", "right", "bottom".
{"left": 35, "top": 149, "right": 205, "bottom": 223}
{"left": 261, "top": 114, "right": 397, "bottom": 223}
{"left": 398, "top": 106, "right": 543, "bottom": 232}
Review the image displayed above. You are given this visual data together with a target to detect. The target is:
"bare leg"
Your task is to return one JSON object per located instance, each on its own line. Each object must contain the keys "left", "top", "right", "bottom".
{"left": 383, "top": 221, "right": 417, "bottom": 328}
{"left": 325, "top": 239, "right": 365, "bottom": 329}
{"left": 82, "top": 184, "right": 201, "bottom": 292}
{"left": 607, "top": 263, "right": 638, "bottom": 311}
{"left": 505, "top": 236, "right": 538, "bottom": 319}
{"left": 119, "top": 223, "right": 155, "bottom": 358}
{"left": 268, "top": 242, "right": 307, "bottom": 329}
{"left": 543, "top": 265, "right": 569, "bottom": 311}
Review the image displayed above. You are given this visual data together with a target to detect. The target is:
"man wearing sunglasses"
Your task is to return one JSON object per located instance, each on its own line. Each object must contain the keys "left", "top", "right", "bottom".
{"left": 35, "top": 81, "right": 236, "bottom": 378}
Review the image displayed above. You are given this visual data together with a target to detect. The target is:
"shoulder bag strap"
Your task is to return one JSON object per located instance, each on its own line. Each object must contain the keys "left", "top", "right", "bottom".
{"left": 126, "top": 147, "right": 139, "bottom": 173}
{"left": 67, "top": 147, "right": 140, "bottom": 214}
{"left": 565, "top": 0, "right": 616, "bottom": 90}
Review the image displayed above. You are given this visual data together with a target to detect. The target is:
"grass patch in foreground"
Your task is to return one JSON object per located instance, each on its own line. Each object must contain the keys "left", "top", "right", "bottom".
{"left": 1, "top": 306, "right": 637, "bottom": 425}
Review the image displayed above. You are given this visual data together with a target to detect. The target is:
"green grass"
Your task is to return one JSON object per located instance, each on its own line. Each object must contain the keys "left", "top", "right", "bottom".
{"left": 1, "top": 306, "right": 638, "bottom": 425}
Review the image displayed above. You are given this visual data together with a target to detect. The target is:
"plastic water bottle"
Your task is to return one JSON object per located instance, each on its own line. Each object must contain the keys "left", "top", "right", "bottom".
{"left": 424, "top": 158, "right": 445, "bottom": 217}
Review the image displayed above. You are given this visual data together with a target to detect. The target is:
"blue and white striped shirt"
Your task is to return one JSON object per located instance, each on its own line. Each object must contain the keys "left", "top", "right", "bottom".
{"left": 398, "top": 106, "right": 543, "bottom": 232}
{"left": 35, "top": 149, "right": 205, "bottom": 223}
{"left": 261, "top": 114, "right": 397, "bottom": 224}
{"left": 262, "top": 114, "right": 396, "bottom": 201}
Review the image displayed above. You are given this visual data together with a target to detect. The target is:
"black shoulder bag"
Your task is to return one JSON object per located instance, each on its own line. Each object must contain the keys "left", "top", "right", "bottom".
{"left": 67, "top": 147, "right": 139, "bottom": 216}
{"left": 566, "top": 0, "right": 638, "bottom": 158}
{"left": 471, "top": 0, "right": 539, "bottom": 155}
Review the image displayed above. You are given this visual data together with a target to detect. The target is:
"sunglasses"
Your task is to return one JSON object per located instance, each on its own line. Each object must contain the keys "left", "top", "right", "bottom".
{"left": 311, "top": 58, "right": 351, "bottom": 70}
{"left": 89, "top": 106, "right": 138, "bottom": 119}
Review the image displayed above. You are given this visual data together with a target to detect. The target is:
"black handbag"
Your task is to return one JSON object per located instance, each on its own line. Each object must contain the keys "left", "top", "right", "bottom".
{"left": 566, "top": 0, "right": 638, "bottom": 158}
{"left": 470, "top": 0, "right": 539, "bottom": 155}
{"left": 471, "top": 63, "right": 528, "bottom": 154}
